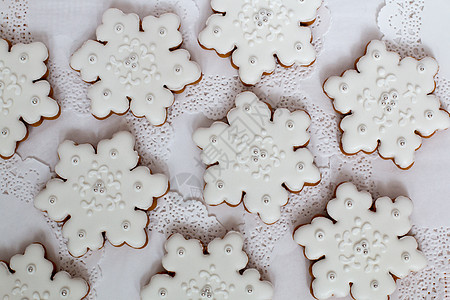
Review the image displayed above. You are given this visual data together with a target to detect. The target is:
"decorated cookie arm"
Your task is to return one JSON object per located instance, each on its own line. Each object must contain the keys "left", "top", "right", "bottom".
{"left": 340, "top": 112, "right": 380, "bottom": 154}
{"left": 203, "top": 164, "right": 244, "bottom": 206}
{"left": 158, "top": 48, "right": 201, "bottom": 91}
{"left": 377, "top": 130, "right": 422, "bottom": 168}
{"left": 34, "top": 179, "right": 73, "bottom": 221}
{"left": 294, "top": 217, "right": 334, "bottom": 260}
{"left": 104, "top": 209, "right": 149, "bottom": 248}
{"left": 242, "top": 184, "right": 289, "bottom": 224}
{"left": 88, "top": 80, "right": 130, "bottom": 117}
{"left": 9, "top": 42, "right": 48, "bottom": 78}
{"left": 229, "top": 91, "right": 272, "bottom": 123}
{"left": 54, "top": 140, "right": 96, "bottom": 180}
{"left": 70, "top": 40, "right": 106, "bottom": 82}
{"left": 272, "top": 108, "right": 311, "bottom": 146}
{"left": 275, "top": 26, "right": 315, "bottom": 67}
{"left": 129, "top": 85, "right": 174, "bottom": 125}
{"left": 414, "top": 95, "right": 450, "bottom": 136}
{"left": 19, "top": 80, "right": 59, "bottom": 124}
{"left": 96, "top": 8, "right": 140, "bottom": 42}
{"left": 141, "top": 13, "right": 182, "bottom": 50}
{"left": 327, "top": 182, "right": 373, "bottom": 220}
{"left": 129, "top": 166, "right": 168, "bottom": 209}
{"left": 282, "top": 148, "right": 320, "bottom": 192}
{"left": 63, "top": 216, "right": 105, "bottom": 257}
{"left": 232, "top": 45, "right": 277, "bottom": 85}
{"left": 193, "top": 121, "right": 229, "bottom": 165}
{"left": 198, "top": 14, "right": 237, "bottom": 55}
{"left": 0, "top": 117, "right": 27, "bottom": 158}
{"left": 311, "top": 259, "right": 351, "bottom": 299}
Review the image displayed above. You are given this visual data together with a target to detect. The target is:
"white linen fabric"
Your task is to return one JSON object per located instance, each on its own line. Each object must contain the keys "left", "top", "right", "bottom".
{"left": 0, "top": 0, "right": 448, "bottom": 299}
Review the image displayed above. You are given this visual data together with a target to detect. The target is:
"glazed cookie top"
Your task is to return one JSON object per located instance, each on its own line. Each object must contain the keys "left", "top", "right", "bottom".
{"left": 294, "top": 182, "right": 427, "bottom": 300}
{"left": 0, "top": 244, "right": 88, "bottom": 300}
{"left": 324, "top": 40, "right": 450, "bottom": 169}
{"left": 71, "top": 8, "right": 201, "bottom": 125}
{"left": 193, "top": 92, "right": 320, "bottom": 224}
{"left": 34, "top": 131, "right": 168, "bottom": 257}
{"left": 198, "top": 0, "right": 321, "bottom": 85}
{"left": 141, "top": 231, "right": 273, "bottom": 300}
{"left": 0, "top": 39, "right": 59, "bottom": 159}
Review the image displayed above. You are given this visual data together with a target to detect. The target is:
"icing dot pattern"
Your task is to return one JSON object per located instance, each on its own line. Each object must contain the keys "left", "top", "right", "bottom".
{"left": 193, "top": 92, "right": 320, "bottom": 224}
{"left": 294, "top": 182, "right": 427, "bottom": 300}
{"left": 34, "top": 131, "right": 169, "bottom": 257}
{"left": 0, "top": 244, "right": 88, "bottom": 299}
{"left": 70, "top": 8, "right": 201, "bottom": 126}
{"left": 0, "top": 39, "right": 59, "bottom": 158}
{"left": 324, "top": 40, "right": 450, "bottom": 169}
{"left": 141, "top": 232, "right": 273, "bottom": 299}
{"left": 198, "top": 0, "right": 322, "bottom": 85}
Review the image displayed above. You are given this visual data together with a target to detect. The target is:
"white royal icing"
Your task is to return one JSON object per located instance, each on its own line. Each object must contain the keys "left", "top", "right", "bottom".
{"left": 193, "top": 92, "right": 320, "bottom": 224}
{"left": 34, "top": 131, "right": 168, "bottom": 257}
{"left": 0, "top": 39, "right": 59, "bottom": 158}
{"left": 70, "top": 8, "right": 201, "bottom": 125}
{"left": 141, "top": 231, "right": 273, "bottom": 300}
{"left": 0, "top": 244, "right": 88, "bottom": 300}
{"left": 198, "top": 0, "right": 321, "bottom": 85}
{"left": 324, "top": 40, "right": 450, "bottom": 169}
{"left": 294, "top": 182, "right": 427, "bottom": 300}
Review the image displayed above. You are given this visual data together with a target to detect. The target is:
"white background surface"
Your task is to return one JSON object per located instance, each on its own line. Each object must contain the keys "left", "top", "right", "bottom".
{"left": 1, "top": 0, "right": 449, "bottom": 299}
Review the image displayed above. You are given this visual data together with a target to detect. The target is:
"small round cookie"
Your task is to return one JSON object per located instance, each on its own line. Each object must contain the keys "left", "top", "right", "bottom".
{"left": 34, "top": 131, "right": 169, "bottom": 257}
{"left": 294, "top": 182, "right": 427, "bottom": 300}
{"left": 0, "top": 39, "right": 59, "bottom": 159}
{"left": 193, "top": 91, "right": 321, "bottom": 224}
{"left": 70, "top": 8, "right": 201, "bottom": 126}
{"left": 198, "top": 0, "right": 322, "bottom": 85}
{"left": 0, "top": 243, "right": 89, "bottom": 299}
{"left": 141, "top": 231, "right": 273, "bottom": 300}
{"left": 324, "top": 40, "right": 450, "bottom": 169}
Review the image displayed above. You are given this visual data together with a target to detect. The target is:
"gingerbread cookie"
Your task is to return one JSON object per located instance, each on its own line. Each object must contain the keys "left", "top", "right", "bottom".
{"left": 324, "top": 40, "right": 450, "bottom": 169}
{"left": 0, "top": 243, "right": 88, "bottom": 299}
{"left": 294, "top": 182, "right": 427, "bottom": 300}
{"left": 198, "top": 0, "right": 322, "bottom": 85}
{"left": 34, "top": 131, "right": 168, "bottom": 257}
{"left": 193, "top": 92, "right": 320, "bottom": 224}
{"left": 71, "top": 8, "right": 201, "bottom": 125}
{"left": 0, "top": 39, "right": 59, "bottom": 159}
{"left": 141, "top": 231, "right": 273, "bottom": 299}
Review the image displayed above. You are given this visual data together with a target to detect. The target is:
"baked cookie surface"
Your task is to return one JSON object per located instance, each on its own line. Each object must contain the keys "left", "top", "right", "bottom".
{"left": 71, "top": 8, "right": 201, "bottom": 125}
{"left": 0, "top": 244, "right": 88, "bottom": 300}
{"left": 198, "top": 0, "right": 321, "bottom": 85}
{"left": 324, "top": 40, "right": 450, "bottom": 169}
{"left": 294, "top": 182, "right": 427, "bottom": 300}
{"left": 34, "top": 131, "right": 168, "bottom": 257}
{"left": 193, "top": 92, "right": 320, "bottom": 224}
{"left": 141, "top": 231, "right": 273, "bottom": 300}
{"left": 0, "top": 39, "right": 59, "bottom": 158}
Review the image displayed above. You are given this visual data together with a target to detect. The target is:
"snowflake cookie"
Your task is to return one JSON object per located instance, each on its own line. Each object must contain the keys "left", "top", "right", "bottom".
{"left": 324, "top": 40, "right": 450, "bottom": 169}
{"left": 193, "top": 91, "right": 320, "bottom": 224}
{"left": 294, "top": 182, "right": 427, "bottom": 300}
{"left": 198, "top": 0, "right": 322, "bottom": 85}
{"left": 34, "top": 131, "right": 169, "bottom": 257}
{"left": 70, "top": 8, "right": 201, "bottom": 125}
{"left": 141, "top": 231, "right": 273, "bottom": 300}
{"left": 0, "top": 39, "right": 59, "bottom": 159}
{"left": 0, "top": 243, "right": 88, "bottom": 300}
